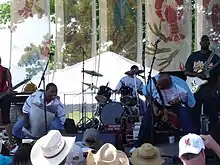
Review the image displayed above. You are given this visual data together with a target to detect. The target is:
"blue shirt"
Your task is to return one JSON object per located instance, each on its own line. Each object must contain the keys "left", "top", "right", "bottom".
{"left": 142, "top": 75, "right": 195, "bottom": 108}
{"left": 0, "top": 154, "right": 12, "bottom": 165}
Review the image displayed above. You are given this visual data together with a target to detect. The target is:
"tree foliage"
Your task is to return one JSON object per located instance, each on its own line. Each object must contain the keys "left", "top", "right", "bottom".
{"left": 0, "top": 0, "right": 196, "bottom": 69}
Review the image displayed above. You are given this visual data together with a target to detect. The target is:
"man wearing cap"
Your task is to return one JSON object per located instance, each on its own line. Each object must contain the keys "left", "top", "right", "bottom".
{"left": 179, "top": 134, "right": 220, "bottom": 165}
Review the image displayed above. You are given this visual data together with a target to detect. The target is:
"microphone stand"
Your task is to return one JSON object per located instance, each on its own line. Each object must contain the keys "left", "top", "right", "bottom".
{"left": 38, "top": 53, "right": 53, "bottom": 135}
{"left": 81, "top": 47, "right": 86, "bottom": 131}
{"left": 146, "top": 41, "right": 159, "bottom": 144}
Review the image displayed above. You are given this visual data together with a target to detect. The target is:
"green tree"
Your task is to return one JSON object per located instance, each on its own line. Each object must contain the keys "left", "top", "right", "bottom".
{"left": 0, "top": 0, "right": 196, "bottom": 68}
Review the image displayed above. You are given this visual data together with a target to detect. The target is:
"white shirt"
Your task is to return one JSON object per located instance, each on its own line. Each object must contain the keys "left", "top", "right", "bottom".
{"left": 22, "top": 91, "right": 66, "bottom": 125}
{"left": 115, "top": 76, "right": 143, "bottom": 97}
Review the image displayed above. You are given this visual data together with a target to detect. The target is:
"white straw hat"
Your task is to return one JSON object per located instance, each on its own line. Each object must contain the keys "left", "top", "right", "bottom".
{"left": 30, "top": 130, "right": 76, "bottom": 165}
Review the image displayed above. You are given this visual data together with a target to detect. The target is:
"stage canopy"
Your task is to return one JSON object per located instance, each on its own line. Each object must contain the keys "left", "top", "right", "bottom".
{"left": 31, "top": 51, "right": 158, "bottom": 113}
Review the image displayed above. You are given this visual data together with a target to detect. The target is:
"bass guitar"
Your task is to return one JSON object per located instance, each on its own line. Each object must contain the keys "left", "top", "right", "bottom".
{"left": 0, "top": 78, "right": 31, "bottom": 100}
{"left": 187, "top": 59, "right": 220, "bottom": 93}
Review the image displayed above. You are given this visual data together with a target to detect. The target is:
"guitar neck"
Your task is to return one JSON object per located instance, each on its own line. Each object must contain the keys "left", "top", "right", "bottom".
{"left": 204, "top": 60, "right": 220, "bottom": 75}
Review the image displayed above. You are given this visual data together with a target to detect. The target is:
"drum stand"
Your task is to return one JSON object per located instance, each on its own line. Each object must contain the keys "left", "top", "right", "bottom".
{"left": 80, "top": 47, "right": 87, "bottom": 131}
{"left": 89, "top": 75, "right": 96, "bottom": 117}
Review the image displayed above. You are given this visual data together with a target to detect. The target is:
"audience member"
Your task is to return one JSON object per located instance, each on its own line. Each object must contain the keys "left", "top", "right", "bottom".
{"left": 179, "top": 133, "right": 220, "bottom": 165}
{"left": 87, "top": 143, "right": 129, "bottom": 165}
{"left": 0, "top": 140, "right": 12, "bottom": 165}
{"left": 200, "top": 134, "right": 220, "bottom": 158}
{"left": 0, "top": 140, "right": 10, "bottom": 156}
{"left": 13, "top": 143, "right": 33, "bottom": 165}
{"left": 65, "top": 144, "right": 86, "bottom": 165}
{"left": 30, "top": 130, "right": 76, "bottom": 165}
{"left": 0, "top": 154, "right": 12, "bottom": 165}
{"left": 81, "top": 128, "right": 102, "bottom": 151}
{"left": 131, "top": 143, "right": 164, "bottom": 165}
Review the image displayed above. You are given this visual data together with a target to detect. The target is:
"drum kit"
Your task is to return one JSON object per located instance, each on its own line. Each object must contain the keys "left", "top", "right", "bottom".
{"left": 79, "top": 68, "right": 144, "bottom": 131}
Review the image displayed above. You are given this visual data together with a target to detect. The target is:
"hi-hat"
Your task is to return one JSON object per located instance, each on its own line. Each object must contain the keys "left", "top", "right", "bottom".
{"left": 82, "top": 70, "right": 103, "bottom": 77}
{"left": 83, "top": 82, "right": 99, "bottom": 89}
{"left": 125, "top": 70, "right": 144, "bottom": 75}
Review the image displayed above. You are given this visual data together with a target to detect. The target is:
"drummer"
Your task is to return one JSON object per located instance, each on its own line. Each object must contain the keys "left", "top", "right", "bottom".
{"left": 115, "top": 65, "right": 146, "bottom": 114}
{"left": 116, "top": 65, "right": 143, "bottom": 95}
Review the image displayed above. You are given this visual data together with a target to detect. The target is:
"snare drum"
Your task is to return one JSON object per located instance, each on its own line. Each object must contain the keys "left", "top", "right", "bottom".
{"left": 100, "top": 101, "right": 125, "bottom": 126}
{"left": 95, "top": 86, "right": 112, "bottom": 104}
{"left": 120, "top": 86, "right": 136, "bottom": 106}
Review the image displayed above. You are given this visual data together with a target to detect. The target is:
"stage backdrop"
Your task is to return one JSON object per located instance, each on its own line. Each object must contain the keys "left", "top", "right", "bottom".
{"left": 11, "top": 0, "right": 50, "bottom": 89}
{"left": 195, "top": 0, "right": 220, "bottom": 55}
{"left": 145, "top": 0, "right": 192, "bottom": 71}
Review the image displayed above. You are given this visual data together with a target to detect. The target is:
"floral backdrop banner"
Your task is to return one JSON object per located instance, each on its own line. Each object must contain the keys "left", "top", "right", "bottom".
{"left": 11, "top": 0, "right": 50, "bottom": 84}
{"left": 195, "top": 0, "right": 220, "bottom": 55}
{"left": 145, "top": 0, "right": 192, "bottom": 71}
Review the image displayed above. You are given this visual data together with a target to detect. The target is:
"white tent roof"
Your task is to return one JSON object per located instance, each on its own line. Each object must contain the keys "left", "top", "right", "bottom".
{"left": 45, "top": 51, "right": 158, "bottom": 112}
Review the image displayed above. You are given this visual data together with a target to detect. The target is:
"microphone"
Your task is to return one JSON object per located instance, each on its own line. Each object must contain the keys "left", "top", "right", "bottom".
{"left": 155, "top": 39, "right": 161, "bottom": 45}
{"left": 106, "top": 82, "right": 109, "bottom": 87}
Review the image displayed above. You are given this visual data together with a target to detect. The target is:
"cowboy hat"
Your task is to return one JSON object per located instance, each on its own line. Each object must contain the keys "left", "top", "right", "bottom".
{"left": 87, "top": 143, "right": 129, "bottom": 165}
{"left": 30, "top": 130, "right": 76, "bottom": 165}
{"left": 131, "top": 143, "right": 164, "bottom": 165}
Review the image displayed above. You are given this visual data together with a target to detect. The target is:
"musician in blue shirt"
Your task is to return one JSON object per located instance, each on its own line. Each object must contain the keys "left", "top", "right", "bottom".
{"left": 130, "top": 73, "right": 196, "bottom": 152}
{"left": 185, "top": 35, "right": 220, "bottom": 134}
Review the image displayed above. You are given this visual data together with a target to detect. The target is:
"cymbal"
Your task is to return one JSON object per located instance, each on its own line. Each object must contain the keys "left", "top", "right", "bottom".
{"left": 83, "top": 82, "right": 99, "bottom": 89}
{"left": 125, "top": 70, "right": 144, "bottom": 75}
{"left": 82, "top": 70, "right": 103, "bottom": 77}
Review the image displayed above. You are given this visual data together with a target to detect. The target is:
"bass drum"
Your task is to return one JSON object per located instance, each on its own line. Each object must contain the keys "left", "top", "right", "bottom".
{"left": 100, "top": 102, "right": 125, "bottom": 126}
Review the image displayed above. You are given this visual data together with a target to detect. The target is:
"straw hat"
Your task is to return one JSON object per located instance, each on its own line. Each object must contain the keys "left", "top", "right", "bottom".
{"left": 30, "top": 130, "right": 76, "bottom": 165}
{"left": 87, "top": 143, "right": 129, "bottom": 165}
{"left": 131, "top": 143, "right": 164, "bottom": 165}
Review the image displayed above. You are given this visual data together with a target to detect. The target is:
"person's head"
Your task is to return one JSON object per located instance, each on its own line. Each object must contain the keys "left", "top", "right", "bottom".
{"left": 179, "top": 134, "right": 206, "bottom": 165}
{"left": 13, "top": 143, "right": 33, "bottom": 165}
{"left": 157, "top": 74, "right": 172, "bottom": 90}
{"left": 200, "top": 35, "right": 210, "bottom": 50}
{"left": 46, "top": 83, "right": 57, "bottom": 101}
{"left": 65, "top": 144, "right": 86, "bottom": 165}
{"left": 30, "top": 130, "right": 76, "bottom": 165}
{"left": 82, "top": 128, "right": 102, "bottom": 151}
{"left": 131, "top": 143, "right": 164, "bottom": 165}
{"left": 87, "top": 143, "right": 129, "bottom": 165}
{"left": 130, "top": 65, "right": 139, "bottom": 71}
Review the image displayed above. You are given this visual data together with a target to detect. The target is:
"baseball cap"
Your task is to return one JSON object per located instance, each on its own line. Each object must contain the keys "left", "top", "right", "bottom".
{"left": 179, "top": 133, "right": 205, "bottom": 157}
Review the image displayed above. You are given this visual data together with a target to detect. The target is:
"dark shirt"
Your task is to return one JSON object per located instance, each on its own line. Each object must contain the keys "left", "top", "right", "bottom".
{"left": 185, "top": 51, "right": 220, "bottom": 86}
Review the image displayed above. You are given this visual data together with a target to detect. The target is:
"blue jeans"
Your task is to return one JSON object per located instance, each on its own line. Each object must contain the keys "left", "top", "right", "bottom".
{"left": 12, "top": 116, "right": 64, "bottom": 139}
{"left": 134, "top": 104, "right": 196, "bottom": 147}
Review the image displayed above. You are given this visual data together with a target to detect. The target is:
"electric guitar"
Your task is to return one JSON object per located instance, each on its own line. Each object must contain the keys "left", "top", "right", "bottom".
{"left": 0, "top": 78, "right": 31, "bottom": 100}
{"left": 187, "top": 59, "right": 220, "bottom": 93}
{"left": 153, "top": 103, "right": 180, "bottom": 130}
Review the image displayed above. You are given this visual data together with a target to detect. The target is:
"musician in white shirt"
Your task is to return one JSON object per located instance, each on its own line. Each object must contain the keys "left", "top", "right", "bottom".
{"left": 115, "top": 65, "right": 146, "bottom": 115}
{"left": 115, "top": 65, "right": 143, "bottom": 96}
{"left": 12, "top": 83, "right": 66, "bottom": 139}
